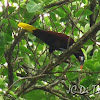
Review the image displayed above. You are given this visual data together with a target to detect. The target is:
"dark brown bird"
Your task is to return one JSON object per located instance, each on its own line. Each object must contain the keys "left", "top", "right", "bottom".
{"left": 18, "top": 23, "right": 85, "bottom": 69}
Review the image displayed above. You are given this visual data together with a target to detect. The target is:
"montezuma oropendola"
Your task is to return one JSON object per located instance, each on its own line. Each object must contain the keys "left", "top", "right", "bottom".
{"left": 18, "top": 22, "right": 85, "bottom": 69}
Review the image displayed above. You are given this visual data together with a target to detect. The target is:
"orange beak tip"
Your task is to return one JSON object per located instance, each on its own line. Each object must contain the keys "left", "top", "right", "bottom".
{"left": 80, "top": 65, "right": 83, "bottom": 70}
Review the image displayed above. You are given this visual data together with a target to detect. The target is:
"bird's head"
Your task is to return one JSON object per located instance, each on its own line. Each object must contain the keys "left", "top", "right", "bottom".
{"left": 78, "top": 56, "right": 85, "bottom": 70}
{"left": 74, "top": 52, "right": 85, "bottom": 70}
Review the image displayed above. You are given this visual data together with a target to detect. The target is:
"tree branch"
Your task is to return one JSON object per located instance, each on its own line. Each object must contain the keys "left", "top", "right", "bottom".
{"left": 51, "top": 21, "right": 100, "bottom": 69}
{"left": 29, "top": 0, "right": 73, "bottom": 24}
{"left": 4, "top": 0, "right": 72, "bottom": 88}
{"left": 44, "top": 0, "right": 70, "bottom": 8}
{"left": 5, "top": 30, "right": 26, "bottom": 87}
{"left": 15, "top": 21, "right": 100, "bottom": 96}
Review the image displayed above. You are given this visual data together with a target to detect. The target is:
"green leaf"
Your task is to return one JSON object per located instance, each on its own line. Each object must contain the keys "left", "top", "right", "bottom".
{"left": 75, "top": 8, "right": 83, "bottom": 17}
{"left": 50, "top": 12, "right": 57, "bottom": 21}
{"left": 93, "top": 50, "right": 98, "bottom": 59}
{"left": 25, "top": 90, "right": 46, "bottom": 100}
{"left": 81, "top": 48, "right": 87, "bottom": 60}
{"left": 86, "top": 45, "right": 93, "bottom": 53}
{"left": 10, "top": 19, "right": 18, "bottom": 28}
{"left": 4, "top": 33, "right": 12, "bottom": 44}
{"left": 8, "top": 7, "right": 16, "bottom": 13}
{"left": 26, "top": 1, "right": 43, "bottom": 13}
{"left": 28, "top": 33, "right": 36, "bottom": 42}
{"left": 94, "top": 62, "right": 100, "bottom": 71}
{"left": 0, "top": 47, "right": 4, "bottom": 57}
{"left": 19, "top": 45, "right": 32, "bottom": 55}
{"left": 0, "top": 96, "right": 4, "bottom": 100}
{"left": 83, "top": 9, "right": 92, "bottom": 16}
{"left": 0, "top": 78, "right": 4, "bottom": 85}
{"left": 63, "top": 5, "right": 71, "bottom": 13}
{"left": 19, "top": 7, "right": 35, "bottom": 21}
{"left": 97, "top": 50, "right": 100, "bottom": 63}
{"left": 84, "top": 60, "right": 94, "bottom": 71}
{"left": 0, "top": 32, "right": 7, "bottom": 56}
{"left": 9, "top": 90, "right": 17, "bottom": 98}
{"left": 54, "top": 8, "right": 65, "bottom": 18}
{"left": 80, "top": 76, "right": 96, "bottom": 87}
{"left": 75, "top": 9, "right": 92, "bottom": 17}
{"left": 66, "top": 68, "right": 79, "bottom": 81}
{"left": 44, "top": 17, "right": 51, "bottom": 26}
{"left": 83, "top": 0, "right": 86, "bottom": 3}
{"left": 84, "top": 40, "right": 94, "bottom": 45}
{"left": 84, "top": 59, "right": 100, "bottom": 71}
{"left": 24, "top": 54, "right": 31, "bottom": 64}
{"left": 0, "top": 31, "right": 12, "bottom": 43}
{"left": 0, "top": 78, "right": 5, "bottom": 89}
{"left": 1, "top": 19, "right": 8, "bottom": 24}
{"left": 0, "top": 57, "right": 6, "bottom": 64}
{"left": 23, "top": 54, "right": 34, "bottom": 68}
{"left": 0, "top": 32, "right": 5, "bottom": 46}
{"left": 85, "top": 23, "right": 90, "bottom": 32}
{"left": 82, "top": 0, "right": 88, "bottom": 4}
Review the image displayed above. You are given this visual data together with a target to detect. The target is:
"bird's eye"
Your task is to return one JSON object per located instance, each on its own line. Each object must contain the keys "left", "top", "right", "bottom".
{"left": 79, "top": 56, "right": 84, "bottom": 61}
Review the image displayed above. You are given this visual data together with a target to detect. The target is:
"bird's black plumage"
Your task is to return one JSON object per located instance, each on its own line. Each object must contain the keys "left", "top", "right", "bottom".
{"left": 18, "top": 22, "right": 85, "bottom": 69}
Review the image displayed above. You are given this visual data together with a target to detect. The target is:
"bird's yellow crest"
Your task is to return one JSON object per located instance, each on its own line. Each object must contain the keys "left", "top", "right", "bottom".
{"left": 18, "top": 22, "right": 37, "bottom": 32}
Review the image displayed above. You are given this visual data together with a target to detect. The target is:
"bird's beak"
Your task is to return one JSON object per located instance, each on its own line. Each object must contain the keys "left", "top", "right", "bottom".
{"left": 80, "top": 65, "right": 83, "bottom": 70}
{"left": 18, "top": 22, "right": 36, "bottom": 32}
{"left": 80, "top": 61, "right": 84, "bottom": 70}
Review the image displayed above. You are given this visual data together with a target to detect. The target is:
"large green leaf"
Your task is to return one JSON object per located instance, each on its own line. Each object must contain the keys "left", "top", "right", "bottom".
{"left": 82, "top": 0, "right": 88, "bottom": 4}
{"left": 1, "top": 19, "right": 8, "bottom": 25}
{"left": 25, "top": 90, "right": 48, "bottom": 100}
{"left": 19, "top": 45, "right": 32, "bottom": 56}
{"left": 75, "top": 8, "right": 92, "bottom": 17}
{"left": 10, "top": 19, "right": 18, "bottom": 28}
{"left": 0, "top": 78, "right": 5, "bottom": 89}
{"left": 80, "top": 76, "right": 97, "bottom": 87}
{"left": 0, "top": 32, "right": 12, "bottom": 56}
{"left": 50, "top": 12, "right": 57, "bottom": 21}
{"left": 0, "top": 96, "right": 4, "bottom": 100}
{"left": 84, "top": 60, "right": 94, "bottom": 71}
{"left": 66, "top": 68, "right": 79, "bottom": 81}
{"left": 75, "top": 8, "right": 83, "bottom": 17}
{"left": 26, "top": 1, "right": 43, "bottom": 13}
{"left": 85, "top": 23, "right": 90, "bottom": 32}
{"left": 4, "top": 33, "right": 12, "bottom": 44}
{"left": 86, "top": 45, "right": 93, "bottom": 53}
{"left": 84, "top": 40, "right": 94, "bottom": 45}
{"left": 8, "top": 7, "right": 16, "bottom": 13}
{"left": 94, "top": 62, "right": 100, "bottom": 71}
{"left": 63, "top": 5, "right": 71, "bottom": 14}
{"left": 83, "top": 9, "right": 92, "bottom": 16}
{"left": 53, "top": 8, "right": 66, "bottom": 18}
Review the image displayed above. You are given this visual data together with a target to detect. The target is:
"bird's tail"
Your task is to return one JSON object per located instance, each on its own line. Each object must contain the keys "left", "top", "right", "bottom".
{"left": 18, "top": 22, "right": 37, "bottom": 32}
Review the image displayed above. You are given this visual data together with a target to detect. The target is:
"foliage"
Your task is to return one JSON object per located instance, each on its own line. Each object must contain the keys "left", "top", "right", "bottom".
{"left": 0, "top": 0, "right": 100, "bottom": 100}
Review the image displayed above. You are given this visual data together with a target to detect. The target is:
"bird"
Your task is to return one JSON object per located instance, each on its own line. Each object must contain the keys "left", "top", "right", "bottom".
{"left": 18, "top": 22, "right": 85, "bottom": 69}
